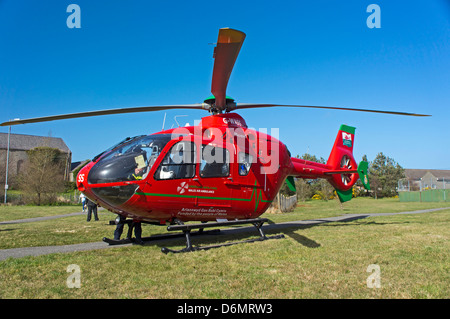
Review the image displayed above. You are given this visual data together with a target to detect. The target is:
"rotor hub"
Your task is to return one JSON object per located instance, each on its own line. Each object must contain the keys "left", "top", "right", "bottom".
{"left": 203, "top": 95, "right": 237, "bottom": 114}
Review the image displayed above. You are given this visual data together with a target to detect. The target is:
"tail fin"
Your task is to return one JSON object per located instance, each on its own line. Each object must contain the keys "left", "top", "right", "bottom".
{"left": 327, "top": 125, "right": 359, "bottom": 202}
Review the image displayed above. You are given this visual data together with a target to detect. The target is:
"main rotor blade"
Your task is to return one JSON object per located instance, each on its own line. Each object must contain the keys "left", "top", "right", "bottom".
{"left": 0, "top": 104, "right": 207, "bottom": 126}
{"left": 211, "top": 28, "right": 246, "bottom": 110}
{"left": 234, "top": 103, "right": 431, "bottom": 117}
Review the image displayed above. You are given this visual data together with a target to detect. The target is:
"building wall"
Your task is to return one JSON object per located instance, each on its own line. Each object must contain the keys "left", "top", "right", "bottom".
{"left": 0, "top": 149, "right": 28, "bottom": 176}
{"left": 0, "top": 148, "right": 72, "bottom": 185}
{"left": 403, "top": 169, "right": 450, "bottom": 191}
{"left": 421, "top": 172, "right": 438, "bottom": 189}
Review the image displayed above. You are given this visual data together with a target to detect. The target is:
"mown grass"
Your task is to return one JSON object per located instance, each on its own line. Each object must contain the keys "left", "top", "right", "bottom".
{"left": 0, "top": 198, "right": 449, "bottom": 299}
{"left": 1, "top": 198, "right": 448, "bottom": 249}
{"left": 0, "top": 205, "right": 84, "bottom": 222}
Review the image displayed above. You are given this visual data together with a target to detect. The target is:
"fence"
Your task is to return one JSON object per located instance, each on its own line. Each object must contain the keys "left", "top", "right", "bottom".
{"left": 399, "top": 189, "right": 450, "bottom": 202}
{"left": 272, "top": 193, "right": 298, "bottom": 212}
{"left": 398, "top": 177, "right": 449, "bottom": 202}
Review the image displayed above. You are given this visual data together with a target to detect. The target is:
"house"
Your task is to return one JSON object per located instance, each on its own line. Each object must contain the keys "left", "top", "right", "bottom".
{"left": 0, "top": 132, "right": 72, "bottom": 184}
{"left": 70, "top": 160, "right": 90, "bottom": 182}
{"left": 403, "top": 169, "right": 450, "bottom": 190}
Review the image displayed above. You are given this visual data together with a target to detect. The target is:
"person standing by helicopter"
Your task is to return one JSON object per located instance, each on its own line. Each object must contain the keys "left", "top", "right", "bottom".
{"left": 85, "top": 198, "right": 99, "bottom": 222}
{"left": 79, "top": 192, "right": 86, "bottom": 212}
{"left": 113, "top": 215, "right": 144, "bottom": 245}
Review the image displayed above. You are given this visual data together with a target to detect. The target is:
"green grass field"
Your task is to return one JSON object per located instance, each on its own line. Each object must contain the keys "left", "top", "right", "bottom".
{"left": 0, "top": 198, "right": 449, "bottom": 299}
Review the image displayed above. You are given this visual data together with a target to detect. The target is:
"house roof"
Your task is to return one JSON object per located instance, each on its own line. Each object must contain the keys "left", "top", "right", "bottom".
{"left": 71, "top": 160, "right": 89, "bottom": 171}
{"left": 0, "top": 132, "right": 70, "bottom": 153}
{"left": 405, "top": 169, "right": 450, "bottom": 180}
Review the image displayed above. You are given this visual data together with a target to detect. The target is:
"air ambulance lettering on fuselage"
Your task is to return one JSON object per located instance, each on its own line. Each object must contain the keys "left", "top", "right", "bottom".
{"left": 187, "top": 185, "right": 216, "bottom": 194}
{"left": 177, "top": 207, "right": 227, "bottom": 218}
{"left": 177, "top": 182, "right": 216, "bottom": 195}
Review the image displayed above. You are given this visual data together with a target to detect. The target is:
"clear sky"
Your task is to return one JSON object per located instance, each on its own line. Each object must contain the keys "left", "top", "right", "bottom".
{"left": 1, "top": 0, "right": 449, "bottom": 169}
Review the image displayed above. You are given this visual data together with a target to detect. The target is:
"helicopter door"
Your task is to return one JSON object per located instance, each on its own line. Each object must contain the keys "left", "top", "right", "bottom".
{"left": 228, "top": 148, "right": 257, "bottom": 217}
{"left": 196, "top": 144, "right": 232, "bottom": 211}
{"left": 153, "top": 140, "right": 197, "bottom": 207}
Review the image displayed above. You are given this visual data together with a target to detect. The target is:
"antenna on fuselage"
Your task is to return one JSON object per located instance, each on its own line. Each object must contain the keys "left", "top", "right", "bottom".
{"left": 174, "top": 115, "right": 188, "bottom": 127}
{"left": 162, "top": 112, "right": 166, "bottom": 130}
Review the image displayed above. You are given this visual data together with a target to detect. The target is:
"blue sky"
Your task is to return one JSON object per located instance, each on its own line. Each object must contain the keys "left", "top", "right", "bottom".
{"left": 1, "top": 0, "right": 449, "bottom": 169}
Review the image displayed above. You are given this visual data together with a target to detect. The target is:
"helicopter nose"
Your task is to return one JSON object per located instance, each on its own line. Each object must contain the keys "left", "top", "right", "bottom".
{"left": 76, "top": 160, "right": 139, "bottom": 207}
{"left": 76, "top": 162, "right": 93, "bottom": 192}
{"left": 77, "top": 162, "right": 138, "bottom": 207}
{"left": 88, "top": 151, "right": 140, "bottom": 184}
{"left": 90, "top": 184, "right": 138, "bottom": 206}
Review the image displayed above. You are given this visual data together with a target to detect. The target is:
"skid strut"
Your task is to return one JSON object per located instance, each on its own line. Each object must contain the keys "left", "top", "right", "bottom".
{"left": 161, "top": 218, "right": 285, "bottom": 254}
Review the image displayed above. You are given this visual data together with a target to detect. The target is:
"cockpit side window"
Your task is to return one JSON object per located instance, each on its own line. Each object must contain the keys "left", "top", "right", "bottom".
{"left": 238, "top": 152, "right": 253, "bottom": 176}
{"left": 154, "top": 141, "right": 197, "bottom": 180}
{"left": 88, "top": 134, "right": 172, "bottom": 184}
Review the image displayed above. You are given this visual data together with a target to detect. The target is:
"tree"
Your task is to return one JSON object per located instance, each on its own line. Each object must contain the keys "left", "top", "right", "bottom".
{"left": 293, "top": 153, "right": 333, "bottom": 201}
{"left": 295, "top": 178, "right": 313, "bottom": 202}
{"left": 368, "top": 152, "right": 405, "bottom": 198}
{"left": 18, "top": 147, "right": 66, "bottom": 205}
{"left": 296, "top": 153, "right": 326, "bottom": 164}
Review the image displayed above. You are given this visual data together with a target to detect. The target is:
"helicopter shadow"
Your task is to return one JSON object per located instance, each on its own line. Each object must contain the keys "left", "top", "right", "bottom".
{"left": 0, "top": 228, "right": 15, "bottom": 232}
{"left": 149, "top": 222, "right": 322, "bottom": 251}
{"left": 314, "top": 220, "right": 410, "bottom": 228}
{"left": 141, "top": 214, "right": 412, "bottom": 252}
{"left": 276, "top": 227, "right": 321, "bottom": 248}
{"left": 150, "top": 227, "right": 276, "bottom": 252}
{"left": 264, "top": 215, "right": 413, "bottom": 247}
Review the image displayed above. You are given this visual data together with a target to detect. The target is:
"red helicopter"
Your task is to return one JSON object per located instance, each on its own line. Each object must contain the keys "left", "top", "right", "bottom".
{"left": 1, "top": 28, "right": 428, "bottom": 253}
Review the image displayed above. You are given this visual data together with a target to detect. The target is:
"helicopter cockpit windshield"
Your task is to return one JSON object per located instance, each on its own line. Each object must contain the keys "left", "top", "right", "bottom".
{"left": 88, "top": 134, "right": 172, "bottom": 184}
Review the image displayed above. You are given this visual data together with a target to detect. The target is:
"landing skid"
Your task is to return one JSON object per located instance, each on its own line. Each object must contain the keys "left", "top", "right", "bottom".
{"left": 161, "top": 218, "right": 285, "bottom": 254}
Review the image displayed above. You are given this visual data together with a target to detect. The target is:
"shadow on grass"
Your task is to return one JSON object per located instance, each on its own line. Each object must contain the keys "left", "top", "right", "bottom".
{"left": 150, "top": 223, "right": 323, "bottom": 252}
{"left": 101, "top": 212, "right": 420, "bottom": 254}
{"left": 311, "top": 220, "right": 411, "bottom": 228}
{"left": 0, "top": 228, "right": 15, "bottom": 232}
{"left": 149, "top": 215, "right": 416, "bottom": 253}
{"left": 283, "top": 229, "right": 321, "bottom": 248}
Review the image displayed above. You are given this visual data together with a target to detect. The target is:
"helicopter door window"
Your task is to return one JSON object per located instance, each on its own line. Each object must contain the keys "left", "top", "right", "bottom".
{"left": 238, "top": 152, "right": 253, "bottom": 176}
{"left": 200, "top": 145, "right": 230, "bottom": 178}
{"left": 155, "top": 141, "right": 196, "bottom": 180}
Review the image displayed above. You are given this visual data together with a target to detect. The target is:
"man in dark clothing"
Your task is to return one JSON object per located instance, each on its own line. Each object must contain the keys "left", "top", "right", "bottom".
{"left": 114, "top": 215, "right": 143, "bottom": 244}
{"left": 86, "top": 198, "right": 99, "bottom": 221}
{"left": 114, "top": 215, "right": 127, "bottom": 240}
{"left": 133, "top": 221, "right": 143, "bottom": 244}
